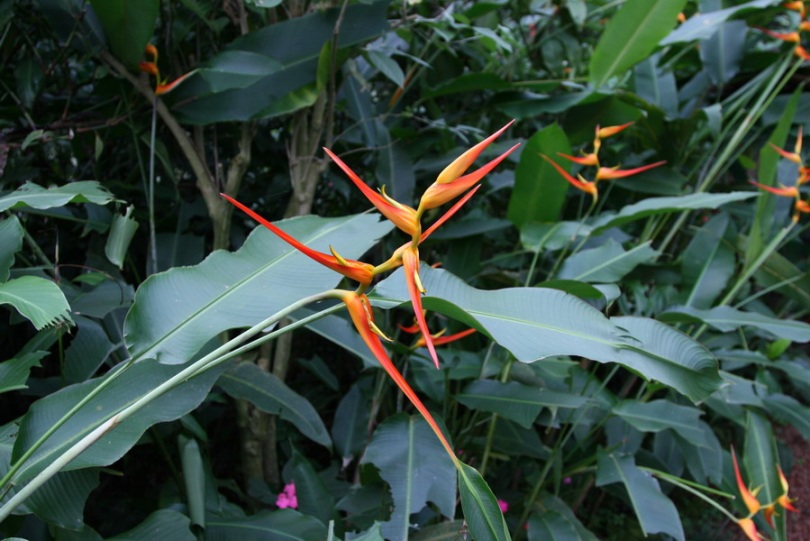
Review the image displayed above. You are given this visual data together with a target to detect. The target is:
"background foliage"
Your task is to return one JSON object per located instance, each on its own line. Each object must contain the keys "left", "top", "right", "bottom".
{"left": 1, "top": 0, "right": 809, "bottom": 540}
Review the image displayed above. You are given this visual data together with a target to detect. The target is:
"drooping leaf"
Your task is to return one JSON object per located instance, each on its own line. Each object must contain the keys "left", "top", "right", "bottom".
{"left": 0, "top": 276, "right": 73, "bottom": 330}
{"left": 701, "top": 20, "right": 746, "bottom": 85}
{"left": 107, "top": 509, "right": 194, "bottom": 541}
{"left": 105, "top": 206, "right": 138, "bottom": 269}
{"left": 374, "top": 268, "right": 722, "bottom": 402}
{"left": 361, "top": 414, "right": 456, "bottom": 541}
{"left": 11, "top": 359, "right": 227, "bottom": 484}
{"left": 595, "top": 450, "right": 684, "bottom": 541}
{"left": 527, "top": 512, "right": 580, "bottom": 541}
{"left": 612, "top": 316, "right": 723, "bottom": 404}
{"left": 753, "top": 246, "right": 810, "bottom": 310}
{"left": 589, "top": 0, "right": 687, "bottom": 88}
{"left": 612, "top": 400, "right": 707, "bottom": 447}
{"left": 743, "top": 410, "right": 780, "bottom": 506}
{"left": 457, "top": 461, "right": 510, "bottom": 541}
{"left": 0, "top": 351, "right": 47, "bottom": 394}
{"left": 661, "top": 0, "right": 783, "bottom": 45}
{"left": 532, "top": 496, "right": 598, "bottom": 541}
{"left": 507, "top": 124, "right": 571, "bottom": 226}
{"left": 205, "top": 509, "right": 326, "bottom": 541}
{"left": 557, "top": 240, "right": 658, "bottom": 283}
{"left": 64, "top": 316, "right": 117, "bottom": 384}
{"left": 124, "top": 214, "right": 392, "bottom": 365}
{"left": 179, "top": 436, "right": 205, "bottom": 529}
{"left": 170, "top": 1, "right": 390, "bottom": 124}
{"left": 456, "top": 380, "right": 586, "bottom": 429}
{"left": 660, "top": 305, "right": 810, "bottom": 342}
{"left": 218, "top": 362, "right": 331, "bottom": 447}
{"left": 332, "top": 384, "right": 369, "bottom": 460}
{"left": 0, "top": 215, "right": 23, "bottom": 281}
{"left": 590, "top": 192, "right": 757, "bottom": 234}
{"left": 0, "top": 181, "right": 116, "bottom": 212}
{"left": 763, "top": 394, "right": 810, "bottom": 441}
{"left": 87, "top": 0, "right": 159, "bottom": 68}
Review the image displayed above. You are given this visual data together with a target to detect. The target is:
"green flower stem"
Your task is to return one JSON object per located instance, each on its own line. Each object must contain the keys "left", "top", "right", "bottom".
{"left": 479, "top": 358, "right": 513, "bottom": 477}
{"left": 641, "top": 467, "right": 738, "bottom": 522}
{"left": 0, "top": 289, "right": 343, "bottom": 522}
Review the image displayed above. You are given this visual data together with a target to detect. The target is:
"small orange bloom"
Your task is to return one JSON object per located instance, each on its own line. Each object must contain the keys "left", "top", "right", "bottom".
{"left": 596, "top": 122, "right": 635, "bottom": 140}
{"left": 414, "top": 328, "right": 476, "bottom": 349}
{"left": 594, "top": 161, "right": 666, "bottom": 181}
{"left": 758, "top": 27, "right": 801, "bottom": 43}
{"left": 139, "top": 44, "right": 194, "bottom": 95}
{"left": 749, "top": 180, "right": 800, "bottom": 198}
{"left": 557, "top": 152, "right": 599, "bottom": 167}
{"left": 541, "top": 154, "right": 598, "bottom": 200}
{"left": 777, "top": 465, "right": 799, "bottom": 513}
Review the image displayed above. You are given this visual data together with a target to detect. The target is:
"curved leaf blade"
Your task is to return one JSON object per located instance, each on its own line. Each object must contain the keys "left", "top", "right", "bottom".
{"left": 206, "top": 509, "right": 326, "bottom": 541}
{"left": 218, "top": 362, "right": 331, "bottom": 447}
{"left": 457, "top": 461, "right": 510, "bottom": 541}
{"left": 0, "top": 276, "right": 72, "bottom": 330}
{"left": 124, "top": 214, "right": 391, "bottom": 365}
{"left": 0, "top": 181, "right": 115, "bottom": 212}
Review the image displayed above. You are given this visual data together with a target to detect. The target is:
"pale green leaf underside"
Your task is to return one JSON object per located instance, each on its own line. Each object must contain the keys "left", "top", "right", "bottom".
{"left": 0, "top": 276, "right": 73, "bottom": 330}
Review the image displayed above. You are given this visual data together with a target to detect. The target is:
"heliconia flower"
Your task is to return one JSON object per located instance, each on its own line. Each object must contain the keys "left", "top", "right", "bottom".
{"left": 338, "top": 291, "right": 456, "bottom": 459}
{"left": 221, "top": 193, "right": 376, "bottom": 286}
{"left": 795, "top": 198, "right": 810, "bottom": 214}
{"left": 758, "top": 27, "right": 801, "bottom": 43}
{"left": 401, "top": 245, "right": 440, "bottom": 368}
{"left": 731, "top": 448, "right": 762, "bottom": 516}
{"left": 736, "top": 517, "right": 762, "bottom": 541}
{"left": 557, "top": 151, "right": 599, "bottom": 167}
{"left": 323, "top": 148, "right": 420, "bottom": 237}
{"left": 541, "top": 154, "right": 598, "bottom": 199}
{"left": 594, "top": 161, "right": 666, "bottom": 181}
{"left": 769, "top": 126, "right": 804, "bottom": 164}
{"left": 777, "top": 465, "right": 799, "bottom": 513}
{"left": 795, "top": 44, "right": 810, "bottom": 60}
{"left": 419, "top": 121, "right": 519, "bottom": 211}
{"left": 276, "top": 482, "right": 298, "bottom": 509}
{"left": 414, "top": 328, "right": 476, "bottom": 349}
{"left": 784, "top": 0, "right": 806, "bottom": 15}
{"left": 596, "top": 122, "right": 635, "bottom": 140}
{"left": 748, "top": 180, "right": 800, "bottom": 198}
{"left": 801, "top": 20, "right": 810, "bottom": 32}
{"left": 139, "top": 44, "right": 195, "bottom": 96}
{"left": 677, "top": 12, "right": 687, "bottom": 23}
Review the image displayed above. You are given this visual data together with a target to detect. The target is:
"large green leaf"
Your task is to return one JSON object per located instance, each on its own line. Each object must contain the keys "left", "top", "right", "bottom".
{"left": 589, "top": 0, "right": 687, "bottom": 88}
{"left": 611, "top": 317, "right": 723, "bottom": 404}
{"left": 527, "top": 512, "right": 580, "bottom": 541}
{"left": 10, "top": 359, "right": 227, "bottom": 484}
{"left": 680, "top": 213, "right": 734, "bottom": 309}
{"left": 289, "top": 450, "right": 334, "bottom": 526}
{"left": 0, "top": 276, "right": 73, "bottom": 330}
{"left": 0, "top": 181, "right": 116, "bottom": 212}
{"left": 0, "top": 351, "right": 47, "bottom": 395}
{"left": 88, "top": 0, "right": 158, "bottom": 68}
{"left": 611, "top": 400, "right": 706, "bottom": 447}
{"left": 754, "top": 246, "right": 810, "bottom": 310}
{"left": 743, "top": 411, "right": 780, "bottom": 507}
{"left": 373, "top": 268, "right": 722, "bottom": 402}
{"left": 507, "top": 124, "right": 571, "bottom": 226}
{"left": 0, "top": 216, "right": 23, "bottom": 281}
{"left": 124, "top": 213, "right": 391, "bottom": 365}
{"left": 590, "top": 192, "right": 757, "bottom": 234}
{"left": 557, "top": 240, "right": 658, "bottom": 283}
{"left": 0, "top": 422, "right": 100, "bottom": 531}
{"left": 331, "top": 384, "right": 369, "bottom": 460}
{"left": 107, "top": 509, "right": 194, "bottom": 541}
{"left": 170, "top": 1, "right": 390, "bottom": 124}
{"left": 217, "top": 362, "right": 330, "bottom": 447}
{"left": 660, "top": 0, "right": 782, "bottom": 45}
{"left": 660, "top": 305, "right": 810, "bottom": 342}
{"left": 457, "top": 461, "right": 510, "bottom": 541}
{"left": 361, "top": 414, "right": 455, "bottom": 541}
{"left": 595, "top": 451, "right": 684, "bottom": 541}
{"left": 530, "top": 496, "right": 598, "bottom": 541}
{"left": 456, "top": 380, "right": 586, "bottom": 429}
{"left": 205, "top": 509, "right": 326, "bottom": 541}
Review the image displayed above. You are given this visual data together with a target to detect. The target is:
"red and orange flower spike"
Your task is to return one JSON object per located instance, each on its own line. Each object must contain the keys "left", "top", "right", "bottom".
{"left": 414, "top": 328, "right": 476, "bottom": 349}
{"left": 732, "top": 447, "right": 762, "bottom": 517}
{"left": 594, "top": 161, "right": 667, "bottom": 181}
{"left": 221, "top": 194, "right": 376, "bottom": 286}
{"left": 338, "top": 291, "right": 456, "bottom": 459}
{"left": 541, "top": 154, "right": 599, "bottom": 200}
{"left": 419, "top": 121, "right": 519, "bottom": 211}
{"left": 323, "top": 148, "right": 421, "bottom": 237}
{"left": 139, "top": 43, "right": 195, "bottom": 96}
{"left": 736, "top": 517, "right": 762, "bottom": 541}
{"left": 776, "top": 465, "right": 799, "bottom": 513}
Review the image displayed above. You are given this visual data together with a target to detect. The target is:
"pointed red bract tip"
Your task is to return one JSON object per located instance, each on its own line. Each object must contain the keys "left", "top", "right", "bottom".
{"left": 541, "top": 154, "right": 598, "bottom": 197}
{"left": 402, "top": 247, "right": 439, "bottom": 369}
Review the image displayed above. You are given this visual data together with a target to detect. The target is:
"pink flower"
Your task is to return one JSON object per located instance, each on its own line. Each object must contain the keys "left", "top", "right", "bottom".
{"left": 564, "top": 476, "right": 572, "bottom": 485}
{"left": 498, "top": 499, "right": 509, "bottom": 513}
{"left": 276, "top": 482, "right": 298, "bottom": 509}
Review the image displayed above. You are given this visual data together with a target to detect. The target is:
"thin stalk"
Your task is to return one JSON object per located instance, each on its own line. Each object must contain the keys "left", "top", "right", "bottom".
{"left": 0, "top": 291, "right": 343, "bottom": 519}
{"left": 641, "top": 467, "right": 738, "bottom": 521}
{"left": 148, "top": 97, "right": 158, "bottom": 276}
{"left": 479, "top": 358, "right": 513, "bottom": 477}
